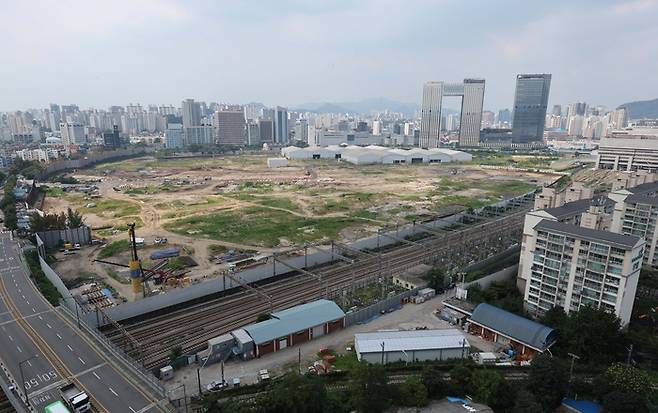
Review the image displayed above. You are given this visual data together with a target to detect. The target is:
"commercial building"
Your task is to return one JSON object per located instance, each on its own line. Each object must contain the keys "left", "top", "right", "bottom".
{"left": 511, "top": 74, "right": 551, "bottom": 143}
{"left": 597, "top": 130, "right": 658, "bottom": 171}
{"left": 60, "top": 121, "right": 86, "bottom": 146}
{"left": 610, "top": 181, "right": 658, "bottom": 268}
{"left": 182, "top": 98, "right": 201, "bottom": 129}
{"left": 102, "top": 125, "right": 122, "bottom": 148}
{"left": 184, "top": 125, "right": 214, "bottom": 146}
{"left": 215, "top": 109, "right": 246, "bottom": 145}
{"left": 518, "top": 214, "right": 643, "bottom": 326}
{"left": 419, "top": 79, "right": 485, "bottom": 148}
{"left": 273, "top": 106, "right": 289, "bottom": 144}
{"left": 354, "top": 329, "right": 469, "bottom": 364}
{"left": 258, "top": 119, "right": 273, "bottom": 143}
{"left": 165, "top": 123, "right": 183, "bottom": 149}
{"left": 242, "top": 300, "right": 345, "bottom": 358}
{"left": 468, "top": 303, "right": 556, "bottom": 360}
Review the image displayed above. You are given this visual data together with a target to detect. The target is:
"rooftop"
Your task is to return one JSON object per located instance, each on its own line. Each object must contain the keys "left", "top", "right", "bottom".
{"left": 243, "top": 299, "right": 345, "bottom": 345}
{"left": 355, "top": 329, "right": 469, "bottom": 354}
{"left": 543, "top": 196, "right": 614, "bottom": 220}
{"left": 469, "top": 303, "right": 557, "bottom": 351}
{"left": 534, "top": 219, "right": 642, "bottom": 249}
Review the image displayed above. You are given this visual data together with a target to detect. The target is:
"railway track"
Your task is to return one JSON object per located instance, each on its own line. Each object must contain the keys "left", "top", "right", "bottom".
{"left": 104, "top": 200, "right": 531, "bottom": 369}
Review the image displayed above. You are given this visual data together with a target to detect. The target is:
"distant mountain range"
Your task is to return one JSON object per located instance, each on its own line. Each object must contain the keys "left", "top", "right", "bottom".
{"left": 295, "top": 97, "right": 420, "bottom": 116}
{"left": 618, "top": 98, "right": 658, "bottom": 119}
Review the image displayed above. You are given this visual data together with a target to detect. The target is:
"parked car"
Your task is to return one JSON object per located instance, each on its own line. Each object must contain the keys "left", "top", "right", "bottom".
{"left": 154, "top": 237, "right": 168, "bottom": 245}
{"left": 206, "top": 381, "right": 227, "bottom": 392}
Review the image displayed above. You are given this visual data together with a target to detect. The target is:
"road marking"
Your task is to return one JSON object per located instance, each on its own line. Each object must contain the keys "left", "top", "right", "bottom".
{"left": 78, "top": 357, "right": 86, "bottom": 365}
{"left": 32, "top": 307, "right": 36, "bottom": 313}
{"left": 38, "top": 315, "right": 42, "bottom": 320}
{"left": 93, "top": 372, "right": 101, "bottom": 380}
{"left": 21, "top": 295, "right": 25, "bottom": 299}
{"left": 25, "top": 300, "right": 29, "bottom": 305}
{"left": 16, "top": 345, "right": 22, "bottom": 353}
{"left": 109, "top": 387, "right": 118, "bottom": 397}
{"left": 17, "top": 288, "right": 20, "bottom": 293}
{"left": 67, "top": 345, "right": 73, "bottom": 352}
{"left": 46, "top": 323, "right": 52, "bottom": 329}
{"left": 7, "top": 335, "right": 12, "bottom": 341}
{"left": 56, "top": 333, "right": 62, "bottom": 339}
{"left": 129, "top": 407, "right": 137, "bottom": 413}
{"left": 26, "top": 360, "right": 31, "bottom": 367}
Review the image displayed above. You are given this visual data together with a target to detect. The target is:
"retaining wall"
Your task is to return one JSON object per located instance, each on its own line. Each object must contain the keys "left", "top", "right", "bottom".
{"left": 36, "top": 147, "right": 149, "bottom": 180}
{"left": 36, "top": 226, "right": 92, "bottom": 249}
{"left": 464, "top": 264, "right": 518, "bottom": 290}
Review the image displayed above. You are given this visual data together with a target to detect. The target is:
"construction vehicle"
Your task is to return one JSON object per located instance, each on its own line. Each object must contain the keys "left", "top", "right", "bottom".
{"left": 59, "top": 383, "right": 91, "bottom": 412}
{"left": 44, "top": 400, "right": 72, "bottom": 413}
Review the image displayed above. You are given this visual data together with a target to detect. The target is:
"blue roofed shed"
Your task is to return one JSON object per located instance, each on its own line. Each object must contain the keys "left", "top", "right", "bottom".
{"left": 468, "top": 303, "right": 556, "bottom": 359}
{"left": 243, "top": 299, "right": 345, "bottom": 357}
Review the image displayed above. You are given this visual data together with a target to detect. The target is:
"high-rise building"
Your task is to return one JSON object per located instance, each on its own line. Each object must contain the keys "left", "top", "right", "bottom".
{"left": 258, "top": 119, "right": 274, "bottom": 143}
{"left": 165, "top": 123, "right": 183, "bottom": 149}
{"left": 102, "top": 125, "right": 121, "bottom": 148}
{"left": 568, "top": 115, "right": 584, "bottom": 137}
{"left": 273, "top": 107, "right": 289, "bottom": 144}
{"left": 511, "top": 74, "right": 551, "bottom": 143}
{"left": 246, "top": 121, "right": 260, "bottom": 145}
{"left": 183, "top": 125, "right": 214, "bottom": 146}
{"left": 497, "top": 109, "right": 511, "bottom": 125}
{"left": 372, "top": 120, "right": 382, "bottom": 136}
{"left": 182, "top": 99, "right": 201, "bottom": 129}
{"left": 419, "top": 79, "right": 485, "bottom": 148}
{"left": 481, "top": 111, "right": 495, "bottom": 128}
{"left": 294, "top": 119, "right": 308, "bottom": 142}
{"left": 215, "top": 109, "right": 246, "bottom": 145}
{"left": 611, "top": 108, "right": 628, "bottom": 129}
{"left": 551, "top": 105, "right": 562, "bottom": 116}
{"left": 419, "top": 81, "right": 443, "bottom": 148}
{"left": 60, "top": 122, "right": 86, "bottom": 146}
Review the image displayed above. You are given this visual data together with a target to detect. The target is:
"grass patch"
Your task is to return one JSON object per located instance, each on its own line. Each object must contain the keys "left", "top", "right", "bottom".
{"left": 44, "top": 186, "right": 65, "bottom": 197}
{"left": 106, "top": 269, "right": 130, "bottom": 284}
{"left": 81, "top": 199, "right": 140, "bottom": 218}
{"left": 333, "top": 351, "right": 359, "bottom": 370}
{"left": 98, "top": 239, "right": 132, "bottom": 259}
{"left": 164, "top": 207, "right": 362, "bottom": 247}
{"left": 252, "top": 196, "right": 302, "bottom": 212}
{"left": 24, "top": 250, "right": 61, "bottom": 306}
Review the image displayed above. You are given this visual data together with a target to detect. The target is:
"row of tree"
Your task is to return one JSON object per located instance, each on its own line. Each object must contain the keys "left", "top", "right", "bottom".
{"left": 29, "top": 208, "right": 84, "bottom": 232}
{"left": 1, "top": 174, "right": 18, "bottom": 230}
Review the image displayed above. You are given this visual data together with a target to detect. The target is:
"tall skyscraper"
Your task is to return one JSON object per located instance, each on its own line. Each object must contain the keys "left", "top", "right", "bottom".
{"left": 214, "top": 109, "right": 246, "bottom": 145}
{"left": 182, "top": 99, "right": 201, "bottom": 129}
{"left": 511, "top": 74, "right": 551, "bottom": 143}
{"left": 611, "top": 108, "right": 628, "bottom": 129}
{"left": 165, "top": 123, "right": 184, "bottom": 149}
{"left": 420, "top": 81, "right": 443, "bottom": 148}
{"left": 294, "top": 119, "right": 308, "bottom": 142}
{"left": 259, "top": 119, "right": 274, "bottom": 143}
{"left": 459, "top": 79, "right": 485, "bottom": 147}
{"left": 273, "top": 106, "right": 289, "bottom": 144}
{"left": 60, "top": 121, "right": 85, "bottom": 146}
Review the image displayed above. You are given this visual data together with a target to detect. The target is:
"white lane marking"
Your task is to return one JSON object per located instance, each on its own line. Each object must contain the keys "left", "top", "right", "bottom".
{"left": 93, "top": 372, "right": 101, "bottom": 380}
{"left": 46, "top": 323, "right": 52, "bottom": 329}
{"left": 17, "top": 288, "right": 20, "bottom": 293}
{"left": 25, "top": 300, "right": 29, "bottom": 305}
{"left": 7, "top": 335, "right": 12, "bottom": 341}
{"left": 32, "top": 307, "right": 36, "bottom": 313}
{"left": 56, "top": 333, "right": 62, "bottom": 339}
{"left": 67, "top": 345, "right": 74, "bottom": 352}
{"left": 16, "top": 345, "right": 22, "bottom": 353}
{"left": 129, "top": 407, "right": 137, "bottom": 413}
{"left": 109, "top": 387, "right": 118, "bottom": 397}
{"left": 78, "top": 357, "right": 86, "bottom": 365}
{"left": 21, "top": 295, "right": 25, "bottom": 300}
{"left": 26, "top": 360, "right": 32, "bottom": 367}
{"left": 38, "top": 315, "right": 42, "bottom": 320}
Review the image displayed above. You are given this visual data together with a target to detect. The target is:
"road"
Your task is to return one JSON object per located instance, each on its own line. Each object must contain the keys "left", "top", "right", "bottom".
{"left": 0, "top": 232, "right": 169, "bottom": 412}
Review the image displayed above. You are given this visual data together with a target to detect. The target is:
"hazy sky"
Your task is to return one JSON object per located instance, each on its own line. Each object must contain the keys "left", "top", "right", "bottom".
{"left": 2, "top": 0, "right": 658, "bottom": 112}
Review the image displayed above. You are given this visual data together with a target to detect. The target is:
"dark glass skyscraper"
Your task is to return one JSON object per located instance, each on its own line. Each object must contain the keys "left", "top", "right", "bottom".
{"left": 511, "top": 74, "right": 551, "bottom": 143}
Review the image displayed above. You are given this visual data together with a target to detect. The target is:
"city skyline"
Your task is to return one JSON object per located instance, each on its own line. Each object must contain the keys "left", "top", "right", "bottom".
{"left": 1, "top": 0, "right": 658, "bottom": 111}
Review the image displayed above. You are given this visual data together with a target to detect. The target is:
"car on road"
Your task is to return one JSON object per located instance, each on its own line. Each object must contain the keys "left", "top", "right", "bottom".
{"left": 206, "top": 380, "right": 228, "bottom": 392}
{"left": 154, "top": 237, "right": 168, "bottom": 244}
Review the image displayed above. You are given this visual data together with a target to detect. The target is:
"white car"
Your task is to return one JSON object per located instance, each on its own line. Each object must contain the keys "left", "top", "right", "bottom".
{"left": 206, "top": 381, "right": 227, "bottom": 392}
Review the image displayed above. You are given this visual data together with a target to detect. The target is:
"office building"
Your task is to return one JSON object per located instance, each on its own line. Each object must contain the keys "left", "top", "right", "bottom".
{"left": 294, "top": 119, "right": 308, "bottom": 143}
{"left": 246, "top": 121, "right": 260, "bottom": 145}
{"left": 215, "top": 109, "right": 246, "bottom": 145}
{"left": 182, "top": 98, "right": 201, "bottom": 129}
{"left": 511, "top": 74, "right": 551, "bottom": 143}
{"left": 183, "top": 125, "right": 214, "bottom": 146}
{"left": 372, "top": 120, "right": 382, "bottom": 136}
{"left": 497, "top": 109, "right": 511, "bottom": 125}
{"left": 273, "top": 106, "right": 289, "bottom": 144}
{"left": 596, "top": 129, "right": 658, "bottom": 171}
{"left": 259, "top": 119, "right": 273, "bottom": 143}
{"left": 60, "top": 122, "right": 86, "bottom": 146}
{"left": 419, "top": 79, "right": 485, "bottom": 148}
{"left": 165, "top": 123, "right": 184, "bottom": 149}
{"left": 102, "top": 125, "right": 121, "bottom": 148}
{"left": 611, "top": 108, "right": 628, "bottom": 129}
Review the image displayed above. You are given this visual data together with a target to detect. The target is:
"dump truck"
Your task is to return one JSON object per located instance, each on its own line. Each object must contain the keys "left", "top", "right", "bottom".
{"left": 59, "top": 383, "right": 91, "bottom": 412}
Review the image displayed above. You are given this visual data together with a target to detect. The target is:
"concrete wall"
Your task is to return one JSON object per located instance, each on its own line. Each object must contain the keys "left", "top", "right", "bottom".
{"left": 36, "top": 147, "right": 149, "bottom": 180}
{"left": 345, "top": 289, "right": 419, "bottom": 326}
{"left": 36, "top": 226, "right": 91, "bottom": 249}
{"left": 464, "top": 264, "right": 518, "bottom": 291}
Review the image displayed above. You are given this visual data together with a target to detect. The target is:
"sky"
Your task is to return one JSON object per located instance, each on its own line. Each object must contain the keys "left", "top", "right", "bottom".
{"left": 1, "top": 0, "right": 658, "bottom": 112}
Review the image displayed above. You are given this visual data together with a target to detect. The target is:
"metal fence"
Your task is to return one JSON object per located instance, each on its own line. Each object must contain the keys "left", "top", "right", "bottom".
{"left": 36, "top": 226, "right": 92, "bottom": 249}
{"left": 345, "top": 288, "right": 419, "bottom": 326}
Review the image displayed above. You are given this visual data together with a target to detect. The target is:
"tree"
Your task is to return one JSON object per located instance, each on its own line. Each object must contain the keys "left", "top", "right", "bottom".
{"left": 540, "top": 306, "right": 568, "bottom": 329}
{"left": 489, "top": 380, "right": 516, "bottom": 413}
{"left": 420, "top": 366, "right": 448, "bottom": 399}
{"left": 256, "top": 373, "right": 330, "bottom": 413}
{"left": 605, "top": 363, "right": 652, "bottom": 395}
{"left": 66, "top": 208, "right": 84, "bottom": 228}
{"left": 470, "top": 369, "right": 502, "bottom": 405}
{"left": 396, "top": 377, "right": 428, "bottom": 407}
{"left": 557, "top": 305, "right": 623, "bottom": 364}
{"left": 448, "top": 364, "right": 473, "bottom": 396}
{"left": 169, "top": 345, "right": 182, "bottom": 363}
{"left": 348, "top": 362, "right": 390, "bottom": 413}
{"left": 527, "top": 354, "right": 568, "bottom": 412}
{"left": 425, "top": 268, "right": 447, "bottom": 291}
{"left": 602, "top": 391, "right": 648, "bottom": 413}
{"left": 512, "top": 390, "right": 543, "bottom": 413}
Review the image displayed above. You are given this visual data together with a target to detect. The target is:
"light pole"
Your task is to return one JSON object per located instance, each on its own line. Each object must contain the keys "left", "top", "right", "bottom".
{"left": 567, "top": 352, "right": 580, "bottom": 384}
{"left": 19, "top": 355, "right": 38, "bottom": 406}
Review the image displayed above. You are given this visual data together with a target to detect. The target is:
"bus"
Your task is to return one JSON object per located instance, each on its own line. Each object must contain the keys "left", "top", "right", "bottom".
{"left": 44, "top": 400, "right": 71, "bottom": 413}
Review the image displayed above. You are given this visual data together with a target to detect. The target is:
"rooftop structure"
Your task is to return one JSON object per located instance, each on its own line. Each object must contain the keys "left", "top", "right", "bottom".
{"left": 355, "top": 329, "right": 469, "bottom": 364}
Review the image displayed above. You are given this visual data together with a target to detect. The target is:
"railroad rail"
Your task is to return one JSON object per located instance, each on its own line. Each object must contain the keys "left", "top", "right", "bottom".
{"left": 103, "top": 195, "right": 533, "bottom": 369}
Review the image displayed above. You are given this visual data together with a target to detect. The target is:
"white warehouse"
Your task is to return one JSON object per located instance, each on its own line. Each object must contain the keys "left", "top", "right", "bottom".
{"left": 281, "top": 145, "right": 471, "bottom": 165}
{"left": 354, "top": 329, "right": 470, "bottom": 364}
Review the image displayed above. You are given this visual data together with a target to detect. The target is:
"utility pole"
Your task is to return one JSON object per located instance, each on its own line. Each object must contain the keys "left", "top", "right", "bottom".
{"left": 626, "top": 344, "right": 633, "bottom": 365}
{"left": 567, "top": 352, "right": 580, "bottom": 384}
{"left": 298, "top": 348, "right": 302, "bottom": 375}
{"left": 380, "top": 341, "right": 385, "bottom": 365}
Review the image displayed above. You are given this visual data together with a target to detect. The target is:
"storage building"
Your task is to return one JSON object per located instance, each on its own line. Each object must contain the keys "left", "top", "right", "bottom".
{"left": 267, "top": 158, "right": 288, "bottom": 168}
{"left": 468, "top": 303, "right": 556, "bottom": 360}
{"left": 355, "top": 329, "right": 469, "bottom": 364}
{"left": 243, "top": 299, "right": 345, "bottom": 357}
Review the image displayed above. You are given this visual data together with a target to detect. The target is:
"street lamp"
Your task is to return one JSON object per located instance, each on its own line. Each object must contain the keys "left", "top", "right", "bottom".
{"left": 19, "top": 355, "right": 38, "bottom": 406}
{"left": 567, "top": 352, "right": 580, "bottom": 383}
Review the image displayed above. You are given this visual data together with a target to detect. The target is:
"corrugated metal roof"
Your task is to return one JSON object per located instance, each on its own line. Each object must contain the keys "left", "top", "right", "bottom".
{"left": 243, "top": 300, "right": 345, "bottom": 345}
{"left": 534, "top": 219, "right": 641, "bottom": 249}
{"left": 470, "top": 303, "right": 556, "bottom": 351}
{"left": 355, "top": 329, "right": 469, "bottom": 353}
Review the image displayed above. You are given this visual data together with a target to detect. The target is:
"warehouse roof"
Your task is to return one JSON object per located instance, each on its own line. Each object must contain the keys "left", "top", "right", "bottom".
{"left": 355, "top": 329, "right": 469, "bottom": 354}
{"left": 534, "top": 219, "right": 641, "bottom": 249}
{"left": 243, "top": 300, "right": 345, "bottom": 345}
{"left": 543, "top": 197, "right": 614, "bottom": 220}
{"left": 470, "top": 303, "right": 556, "bottom": 351}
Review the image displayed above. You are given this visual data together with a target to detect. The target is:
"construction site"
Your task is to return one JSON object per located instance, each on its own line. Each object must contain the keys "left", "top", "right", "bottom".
{"left": 35, "top": 152, "right": 588, "bottom": 371}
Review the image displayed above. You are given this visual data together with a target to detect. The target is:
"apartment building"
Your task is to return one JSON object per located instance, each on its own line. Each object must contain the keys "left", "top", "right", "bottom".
{"left": 610, "top": 181, "right": 658, "bottom": 268}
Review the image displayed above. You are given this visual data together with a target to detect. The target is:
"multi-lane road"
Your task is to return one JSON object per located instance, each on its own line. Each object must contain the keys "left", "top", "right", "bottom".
{"left": 0, "top": 233, "right": 169, "bottom": 412}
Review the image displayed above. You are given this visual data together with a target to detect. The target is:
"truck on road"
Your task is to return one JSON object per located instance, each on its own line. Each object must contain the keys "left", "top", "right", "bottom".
{"left": 59, "top": 383, "right": 91, "bottom": 413}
